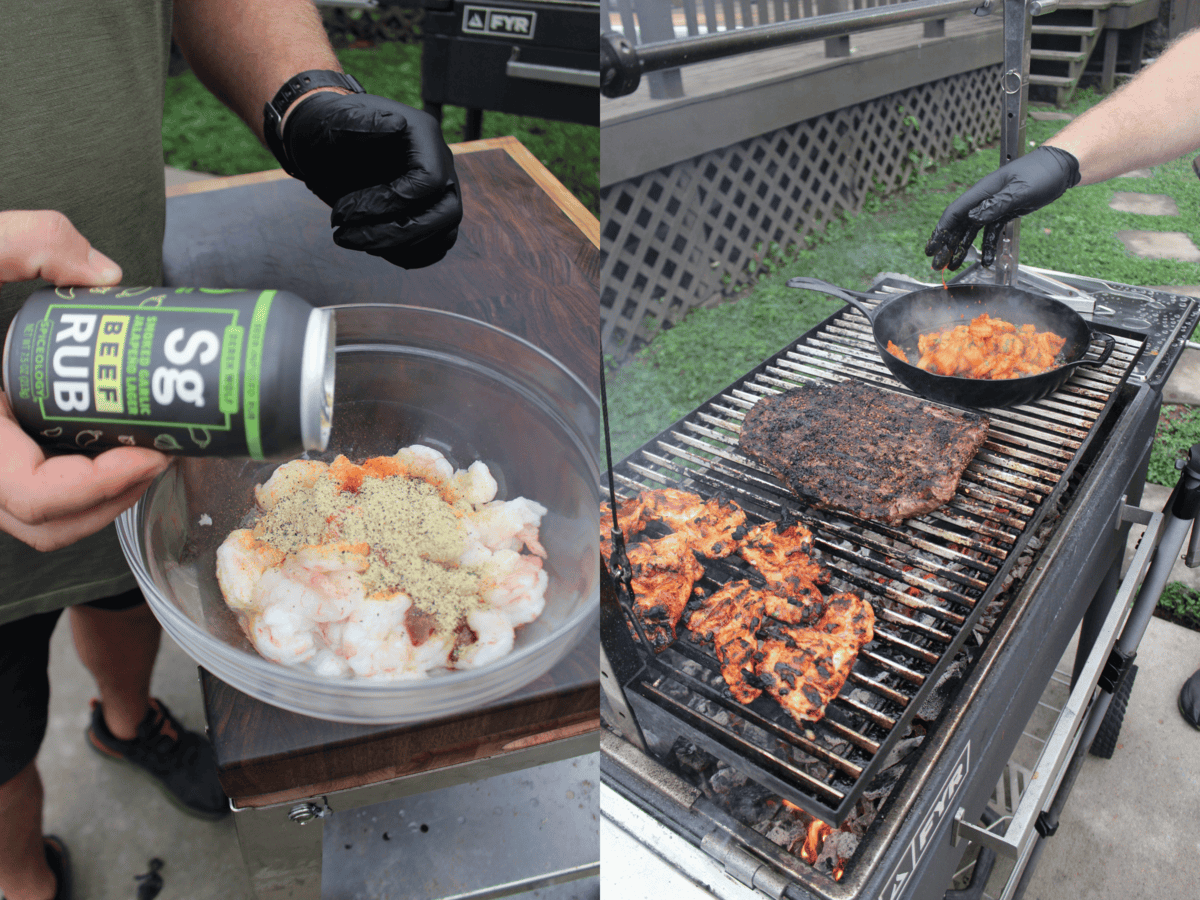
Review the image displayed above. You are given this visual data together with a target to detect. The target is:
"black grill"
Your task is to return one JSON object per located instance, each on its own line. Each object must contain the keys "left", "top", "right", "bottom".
{"left": 421, "top": 0, "right": 598, "bottom": 138}
{"left": 603, "top": 292, "right": 1147, "bottom": 826}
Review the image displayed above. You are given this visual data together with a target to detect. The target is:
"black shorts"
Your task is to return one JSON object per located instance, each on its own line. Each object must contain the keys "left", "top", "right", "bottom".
{"left": 0, "top": 587, "right": 146, "bottom": 785}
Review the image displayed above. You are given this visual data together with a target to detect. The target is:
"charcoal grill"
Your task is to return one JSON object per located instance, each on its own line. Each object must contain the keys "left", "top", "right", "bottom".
{"left": 600, "top": 0, "right": 1200, "bottom": 892}
{"left": 600, "top": 267, "right": 1200, "bottom": 899}
{"left": 421, "top": 0, "right": 598, "bottom": 140}
{"left": 605, "top": 278, "right": 1145, "bottom": 823}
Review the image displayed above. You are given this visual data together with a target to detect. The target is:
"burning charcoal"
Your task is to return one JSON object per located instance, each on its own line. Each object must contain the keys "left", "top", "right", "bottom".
{"left": 740, "top": 722, "right": 772, "bottom": 749}
{"left": 671, "top": 740, "right": 717, "bottom": 779}
{"left": 817, "top": 830, "right": 860, "bottom": 872}
{"left": 706, "top": 766, "right": 778, "bottom": 823}
{"left": 915, "top": 656, "right": 967, "bottom": 721}
{"left": 879, "top": 735, "right": 925, "bottom": 771}
{"left": 765, "top": 821, "right": 807, "bottom": 848}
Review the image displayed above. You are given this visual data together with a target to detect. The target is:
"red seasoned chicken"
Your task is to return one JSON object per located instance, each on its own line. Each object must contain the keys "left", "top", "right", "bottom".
{"left": 688, "top": 579, "right": 826, "bottom": 705}
{"left": 738, "top": 520, "right": 830, "bottom": 598}
{"left": 601, "top": 488, "right": 746, "bottom": 561}
{"left": 756, "top": 592, "right": 875, "bottom": 724}
{"left": 625, "top": 532, "right": 705, "bottom": 653}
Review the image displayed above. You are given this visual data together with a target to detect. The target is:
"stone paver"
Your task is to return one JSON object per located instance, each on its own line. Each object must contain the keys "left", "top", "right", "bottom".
{"left": 1109, "top": 191, "right": 1180, "bottom": 216}
{"left": 1116, "top": 230, "right": 1200, "bottom": 262}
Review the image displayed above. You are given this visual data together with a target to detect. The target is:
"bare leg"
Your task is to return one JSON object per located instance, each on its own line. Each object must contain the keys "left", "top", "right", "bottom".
{"left": 0, "top": 761, "right": 56, "bottom": 900}
{"left": 69, "top": 602, "right": 161, "bottom": 740}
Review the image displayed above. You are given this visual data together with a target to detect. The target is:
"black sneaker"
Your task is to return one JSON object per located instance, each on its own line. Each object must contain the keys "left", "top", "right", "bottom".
{"left": 1179, "top": 668, "right": 1200, "bottom": 730}
{"left": 86, "top": 698, "right": 229, "bottom": 820}
{"left": 44, "top": 834, "right": 71, "bottom": 900}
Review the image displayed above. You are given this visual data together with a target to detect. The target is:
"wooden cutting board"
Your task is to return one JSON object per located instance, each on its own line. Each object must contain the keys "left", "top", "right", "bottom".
{"left": 166, "top": 137, "right": 599, "bottom": 806}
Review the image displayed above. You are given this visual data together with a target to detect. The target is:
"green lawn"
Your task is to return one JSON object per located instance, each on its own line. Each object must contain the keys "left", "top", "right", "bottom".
{"left": 606, "top": 88, "right": 1200, "bottom": 463}
{"left": 162, "top": 41, "right": 598, "bottom": 214}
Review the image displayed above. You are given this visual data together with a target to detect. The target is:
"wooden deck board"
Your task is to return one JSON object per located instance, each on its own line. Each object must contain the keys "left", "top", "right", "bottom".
{"left": 602, "top": 13, "right": 1000, "bottom": 123}
{"left": 601, "top": 12, "right": 1003, "bottom": 184}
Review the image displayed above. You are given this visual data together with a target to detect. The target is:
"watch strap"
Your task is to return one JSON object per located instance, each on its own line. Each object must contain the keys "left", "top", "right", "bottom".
{"left": 263, "top": 70, "right": 365, "bottom": 177}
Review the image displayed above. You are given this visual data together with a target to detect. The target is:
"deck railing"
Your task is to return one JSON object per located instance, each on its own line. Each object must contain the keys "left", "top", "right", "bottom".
{"left": 602, "top": 0, "right": 979, "bottom": 97}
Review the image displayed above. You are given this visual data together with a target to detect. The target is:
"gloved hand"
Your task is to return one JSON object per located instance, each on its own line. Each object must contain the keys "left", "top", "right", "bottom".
{"left": 924, "top": 145, "right": 1081, "bottom": 271}
{"left": 281, "top": 91, "right": 463, "bottom": 269}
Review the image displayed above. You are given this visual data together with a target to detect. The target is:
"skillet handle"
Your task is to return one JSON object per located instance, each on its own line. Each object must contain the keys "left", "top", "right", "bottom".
{"left": 786, "top": 276, "right": 876, "bottom": 323}
{"left": 1063, "top": 331, "right": 1115, "bottom": 371}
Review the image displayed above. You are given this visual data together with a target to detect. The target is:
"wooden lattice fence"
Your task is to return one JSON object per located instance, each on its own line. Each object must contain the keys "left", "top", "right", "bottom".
{"left": 600, "top": 65, "right": 1003, "bottom": 360}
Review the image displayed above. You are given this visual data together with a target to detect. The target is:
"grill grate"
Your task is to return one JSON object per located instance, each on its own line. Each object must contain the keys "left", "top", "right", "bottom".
{"left": 606, "top": 295, "right": 1146, "bottom": 825}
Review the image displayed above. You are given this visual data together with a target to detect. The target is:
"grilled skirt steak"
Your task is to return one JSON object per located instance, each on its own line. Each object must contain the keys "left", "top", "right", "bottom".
{"left": 738, "top": 379, "right": 989, "bottom": 524}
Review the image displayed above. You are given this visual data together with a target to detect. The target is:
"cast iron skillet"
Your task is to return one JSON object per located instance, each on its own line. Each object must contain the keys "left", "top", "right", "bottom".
{"left": 786, "top": 276, "right": 1115, "bottom": 409}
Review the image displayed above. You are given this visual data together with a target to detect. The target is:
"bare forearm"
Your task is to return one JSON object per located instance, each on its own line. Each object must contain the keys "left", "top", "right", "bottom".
{"left": 1045, "top": 28, "right": 1200, "bottom": 185}
{"left": 172, "top": 0, "right": 341, "bottom": 143}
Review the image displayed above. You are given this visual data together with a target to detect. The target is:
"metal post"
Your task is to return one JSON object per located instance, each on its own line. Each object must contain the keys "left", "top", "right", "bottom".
{"left": 638, "top": 0, "right": 685, "bottom": 98}
{"left": 819, "top": 0, "right": 851, "bottom": 57}
{"left": 995, "top": 0, "right": 1031, "bottom": 285}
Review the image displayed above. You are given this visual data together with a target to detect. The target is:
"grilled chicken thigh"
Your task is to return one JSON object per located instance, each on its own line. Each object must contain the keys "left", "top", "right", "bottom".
{"left": 757, "top": 592, "right": 875, "bottom": 723}
{"left": 626, "top": 532, "right": 704, "bottom": 652}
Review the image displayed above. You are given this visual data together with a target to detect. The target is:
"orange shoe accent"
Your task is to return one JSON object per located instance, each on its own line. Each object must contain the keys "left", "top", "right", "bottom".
{"left": 86, "top": 726, "right": 125, "bottom": 759}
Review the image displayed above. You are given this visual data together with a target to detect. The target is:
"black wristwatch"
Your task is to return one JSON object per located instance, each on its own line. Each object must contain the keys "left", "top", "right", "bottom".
{"left": 263, "top": 70, "right": 365, "bottom": 177}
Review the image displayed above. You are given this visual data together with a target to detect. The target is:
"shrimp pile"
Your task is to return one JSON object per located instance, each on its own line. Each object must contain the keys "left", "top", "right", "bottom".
{"left": 214, "top": 445, "right": 549, "bottom": 679}
{"left": 887, "top": 313, "right": 1067, "bottom": 379}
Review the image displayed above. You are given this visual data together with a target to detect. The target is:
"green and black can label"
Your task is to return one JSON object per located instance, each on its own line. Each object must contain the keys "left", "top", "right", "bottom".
{"left": 2, "top": 286, "right": 336, "bottom": 459}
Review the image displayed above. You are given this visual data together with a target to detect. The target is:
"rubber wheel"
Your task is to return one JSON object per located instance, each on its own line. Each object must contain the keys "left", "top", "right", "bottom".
{"left": 1089, "top": 664, "right": 1137, "bottom": 759}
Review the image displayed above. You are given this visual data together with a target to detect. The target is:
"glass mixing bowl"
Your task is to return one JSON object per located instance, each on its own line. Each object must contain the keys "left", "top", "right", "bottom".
{"left": 116, "top": 304, "right": 599, "bottom": 724}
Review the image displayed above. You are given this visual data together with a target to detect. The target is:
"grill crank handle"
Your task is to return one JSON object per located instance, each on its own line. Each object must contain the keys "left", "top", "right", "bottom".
{"left": 1177, "top": 443, "right": 1200, "bottom": 567}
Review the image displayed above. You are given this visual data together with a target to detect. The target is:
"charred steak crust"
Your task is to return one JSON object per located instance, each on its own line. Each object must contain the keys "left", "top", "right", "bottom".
{"left": 738, "top": 380, "right": 989, "bottom": 524}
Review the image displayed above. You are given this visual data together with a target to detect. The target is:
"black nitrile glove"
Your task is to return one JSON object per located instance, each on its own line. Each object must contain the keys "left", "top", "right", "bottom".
{"left": 925, "top": 146, "right": 1081, "bottom": 271}
{"left": 281, "top": 92, "right": 462, "bottom": 269}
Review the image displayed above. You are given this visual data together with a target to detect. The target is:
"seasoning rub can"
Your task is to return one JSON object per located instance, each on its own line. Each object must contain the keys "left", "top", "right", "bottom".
{"left": 2, "top": 286, "right": 336, "bottom": 459}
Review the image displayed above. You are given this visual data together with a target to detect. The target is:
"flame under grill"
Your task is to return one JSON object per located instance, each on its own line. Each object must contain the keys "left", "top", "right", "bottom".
{"left": 606, "top": 298, "right": 1146, "bottom": 826}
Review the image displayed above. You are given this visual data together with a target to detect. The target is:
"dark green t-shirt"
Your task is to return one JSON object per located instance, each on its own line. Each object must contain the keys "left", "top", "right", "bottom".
{"left": 1, "top": 0, "right": 174, "bottom": 623}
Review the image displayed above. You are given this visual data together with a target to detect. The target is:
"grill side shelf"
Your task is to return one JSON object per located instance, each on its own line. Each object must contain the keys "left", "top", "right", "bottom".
{"left": 603, "top": 298, "right": 1147, "bottom": 826}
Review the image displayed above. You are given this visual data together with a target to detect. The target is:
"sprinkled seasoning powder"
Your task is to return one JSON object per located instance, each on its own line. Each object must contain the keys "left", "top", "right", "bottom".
{"left": 253, "top": 465, "right": 485, "bottom": 632}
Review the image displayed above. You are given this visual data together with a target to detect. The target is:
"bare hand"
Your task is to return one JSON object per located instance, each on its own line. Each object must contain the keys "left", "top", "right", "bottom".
{"left": 0, "top": 210, "right": 170, "bottom": 551}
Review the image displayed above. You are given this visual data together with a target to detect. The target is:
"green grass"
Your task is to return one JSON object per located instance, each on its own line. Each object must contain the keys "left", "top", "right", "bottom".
{"left": 1148, "top": 405, "right": 1200, "bottom": 485}
{"left": 1157, "top": 581, "right": 1200, "bottom": 629}
{"left": 606, "top": 88, "right": 1200, "bottom": 461}
{"left": 162, "top": 41, "right": 598, "bottom": 214}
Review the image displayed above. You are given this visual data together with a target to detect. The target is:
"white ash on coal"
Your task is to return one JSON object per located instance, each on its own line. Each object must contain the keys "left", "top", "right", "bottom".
{"left": 663, "top": 737, "right": 909, "bottom": 883}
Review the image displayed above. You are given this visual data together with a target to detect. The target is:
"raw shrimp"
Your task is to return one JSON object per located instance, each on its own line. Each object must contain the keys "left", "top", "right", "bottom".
{"left": 309, "top": 649, "right": 352, "bottom": 679}
{"left": 241, "top": 543, "right": 370, "bottom": 666}
{"left": 411, "top": 633, "right": 452, "bottom": 673}
{"left": 467, "top": 497, "right": 548, "bottom": 558}
{"left": 448, "top": 460, "right": 498, "bottom": 506}
{"left": 254, "top": 459, "right": 328, "bottom": 511}
{"left": 247, "top": 602, "right": 319, "bottom": 666}
{"left": 394, "top": 444, "right": 454, "bottom": 487}
{"left": 454, "top": 608, "right": 515, "bottom": 669}
{"left": 218, "top": 444, "right": 550, "bottom": 678}
{"left": 338, "top": 592, "right": 413, "bottom": 678}
{"left": 281, "top": 543, "right": 370, "bottom": 621}
{"left": 215, "top": 530, "right": 285, "bottom": 612}
{"left": 481, "top": 549, "right": 548, "bottom": 627}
